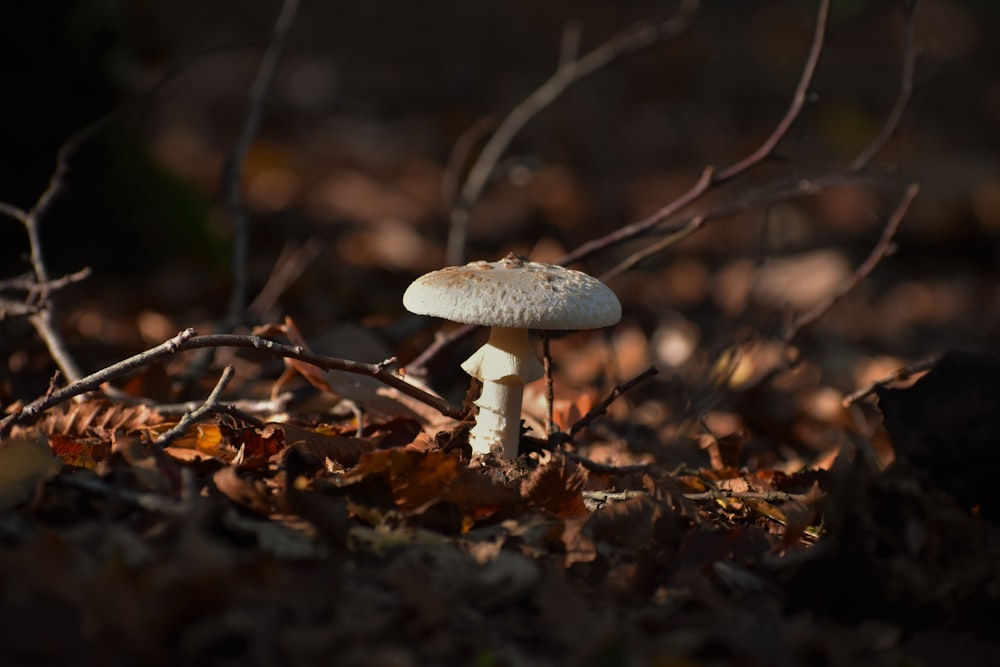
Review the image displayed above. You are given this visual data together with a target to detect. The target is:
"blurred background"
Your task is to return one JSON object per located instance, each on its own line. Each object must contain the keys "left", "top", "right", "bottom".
{"left": 1, "top": 1, "right": 999, "bottom": 437}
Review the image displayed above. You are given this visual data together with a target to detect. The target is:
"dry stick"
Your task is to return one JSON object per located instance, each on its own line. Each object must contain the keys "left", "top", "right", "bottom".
{"left": 445, "top": 0, "right": 700, "bottom": 266}
{"left": 563, "top": 450, "right": 656, "bottom": 476}
{"left": 842, "top": 354, "right": 937, "bottom": 407}
{"left": 0, "top": 329, "right": 463, "bottom": 439}
{"left": 247, "top": 237, "right": 325, "bottom": 319}
{"left": 0, "top": 38, "right": 280, "bottom": 386}
{"left": 154, "top": 365, "right": 236, "bottom": 448}
{"left": 541, "top": 333, "right": 555, "bottom": 435}
{"left": 568, "top": 365, "right": 659, "bottom": 439}
{"left": 682, "top": 489, "right": 813, "bottom": 503}
{"left": 598, "top": 0, "right": 916, "bottom": 281}
{"left": 782, "top": 183, "right": 920, "bottom": 344}
{"left": 561, "top": 0, "right": 830, "bottom": 268}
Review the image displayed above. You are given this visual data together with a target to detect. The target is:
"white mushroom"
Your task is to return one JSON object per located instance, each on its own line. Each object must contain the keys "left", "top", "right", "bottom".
{"left": 403, "top": 254, "right": 621, "bottom": 459}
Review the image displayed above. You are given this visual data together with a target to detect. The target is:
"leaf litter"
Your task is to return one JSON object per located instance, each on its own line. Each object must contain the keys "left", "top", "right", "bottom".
{"left": 3, "top": 342, "right": 999, "bottom": 665}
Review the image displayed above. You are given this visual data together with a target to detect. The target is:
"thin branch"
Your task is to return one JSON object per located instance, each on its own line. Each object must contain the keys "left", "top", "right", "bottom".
{"left": 842, "top": 354, "right": 937, "bottom": 406}
{"left": 247, "top": 238, "right": 324, "bottom": 319}
{"left": 154, "top": 366, "right": 236, "bottom": 448}
{"left": 404, "top": 324, "right": 480, "bottom": 376}
{"left": 783, "top": 183, "right": 920, "bottom": 343}
{"left": 713, "top": 0, "right": 830, "bottom": 182}
{"left": 223, "top": 0, "right": 300, "bottom": 326}
{"left": 683, "top": 489, "right": 814, "bottom": 503}
{"left": 561, "top": 0, "right": 830, "bottom": 268}
{"left": 542, "top": 333, "right": 555, "bottom": 435}
{"left": 446, "top": 0, "right": 700, "bottom": 265}
{"left": 568, "top": 365, "right": 659, "bottom": 439}
{"left": 0, "top": 329, "right": 463, "bottom": 438}
{"left": 563, "top": 450, "right": 657, "bottom": 476}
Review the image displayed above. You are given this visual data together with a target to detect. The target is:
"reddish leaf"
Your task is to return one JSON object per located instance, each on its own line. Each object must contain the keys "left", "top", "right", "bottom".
{"left": 219, "top": 422, "right": 286, "bottom": 468}
{"left": 518, "top": 451, "right": 589, "bottom": 519}
{"left": 342, "top": 449, "right": 520, "bottom": 523}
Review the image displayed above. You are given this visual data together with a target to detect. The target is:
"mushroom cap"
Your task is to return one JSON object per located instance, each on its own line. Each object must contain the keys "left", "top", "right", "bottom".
{"left": 403, "top": 254, "right": 621, "bottom": 330}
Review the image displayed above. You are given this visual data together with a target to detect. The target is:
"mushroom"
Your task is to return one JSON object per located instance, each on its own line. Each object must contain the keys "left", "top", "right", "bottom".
{"left": 403, "top": 253, "right": 621, "bottom": 459}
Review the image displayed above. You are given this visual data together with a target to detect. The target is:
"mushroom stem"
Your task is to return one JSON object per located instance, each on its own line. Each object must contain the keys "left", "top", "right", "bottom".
{"left": 461, "top": 327, "right": 544, "bottom": 458}
{"left": 469, "top": 376, "right": 524, "bottom": 458}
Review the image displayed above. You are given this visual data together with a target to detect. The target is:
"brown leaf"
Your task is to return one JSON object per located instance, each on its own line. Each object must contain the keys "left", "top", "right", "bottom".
{"left": 218, "top": 421, "right": 286, "bottom": 468}
{"left": 253, "top": 317, "right": 333, "bottom": 397}
{"left": 278, "top": 423, "right": 375, "bottom": 469}
{"left": 518, "top": 451, "right": 589, "bottom": 519}
{"left": 11, "top": 398, "right": 163, "bottom": 440}
{"left": 342, "top": 449, "right": 520, "bottom": 523}
{"left": 213, "top": 466, "right": 272, "bottom": 515}
{"left": 562, "top": 494, "right": 662, "bottom": 567}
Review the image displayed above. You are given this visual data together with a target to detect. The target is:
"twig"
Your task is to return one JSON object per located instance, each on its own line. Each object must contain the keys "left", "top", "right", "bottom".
{"left": 599, "top": 1, "right": 916, "bottom": 279}
{"left": 713, "top": 0, "right": 830, "bottom": 182}
{"left": 683, "top": 489, "right": 814, "bottom": 502}
{"left": 563, "top": 450, "right": 656, "bottom": 476}
{"left": 561, "top": 0, "right": 830, "bottom": 268}
{"left": 222, "top": 0, "right": 300, "bottom": 327}
{"left": 568, "top": 365, "right": 659, "bottom": 439}
{"left": 542, "top": 332, "right": 555, "bottom": 435}
{"left": 842, "top": 354, "right": 937, "bottom": 406}
{"left": 154, "top": 366, "right": 236, "bottom": 448}
{"left": 247, "top": 238, "right": 324, "bottom": 319}
{"left": 0, "top": 38, "right": 278, "bottom": 383}
{"left": 404, "top": 324, "right": 480, "bottom": 376}
{"left": 783, "top": 183, "right": 920, "bottom": 343}
{"left": 0, "top": 329, "right": 463, "bottom": 438}
{"left": 445, "top": 0, "right": 700, "bottom": 265}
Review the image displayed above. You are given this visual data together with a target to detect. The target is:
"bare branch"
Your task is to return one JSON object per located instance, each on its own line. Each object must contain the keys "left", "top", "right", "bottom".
{"left": 154, "top": 366, "right": 236, "bottom": 448}
{"left": 0, "top": 329, "right": 463, "bottom": 439}
{"left": 842, "top": 354, "right": 937, "bottom": 407}
{"left": 446, "top": 0, "right": 700, "bottom": 265}
{"left": 561, "top": 0, "right": 831, "bottom": 268}
{"left": 713, "top": 0, "right": 830, "bottom": 182}
{"left": 568, "top": 365, "right": 659, "bottom": 439}
{"left": 783, "top": 183, "right": 920, "bottom": 343}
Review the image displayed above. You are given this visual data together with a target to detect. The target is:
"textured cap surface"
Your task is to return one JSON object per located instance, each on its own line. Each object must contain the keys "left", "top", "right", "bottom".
{"left": 403, "top": 254, "right": 621, "bottom": 329}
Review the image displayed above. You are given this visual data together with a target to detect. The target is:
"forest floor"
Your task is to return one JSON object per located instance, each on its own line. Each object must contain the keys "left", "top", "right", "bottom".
{"left": 2, "top": 1, "right": 1000, "bottom": 665}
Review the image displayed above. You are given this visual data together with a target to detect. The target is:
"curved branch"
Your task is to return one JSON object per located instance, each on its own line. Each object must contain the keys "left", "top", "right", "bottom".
{"left": 0, "top": 329, "right": 464, "bottom": 438}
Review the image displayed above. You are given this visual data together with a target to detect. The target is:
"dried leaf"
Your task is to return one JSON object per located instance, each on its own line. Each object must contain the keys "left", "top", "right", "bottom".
{"left": 254, "top": 317, "right": 333, "bottom": 397}
{"left": 219, "top": 422, "right": 286, "bottom": 468}
{"left": 519, "top": 451, "right": 589, "bottom": 519}
{"left": 213, "top": 466, "right": 272, "bottom": 515}
{"left": 341, "top": 449, "right": 520, "bottom": 523}
{"left": 11, "top": 398, "right": 163, "bottom": 440}
{"left": 278, "top": 423, "right": 375, "bottom": 468}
